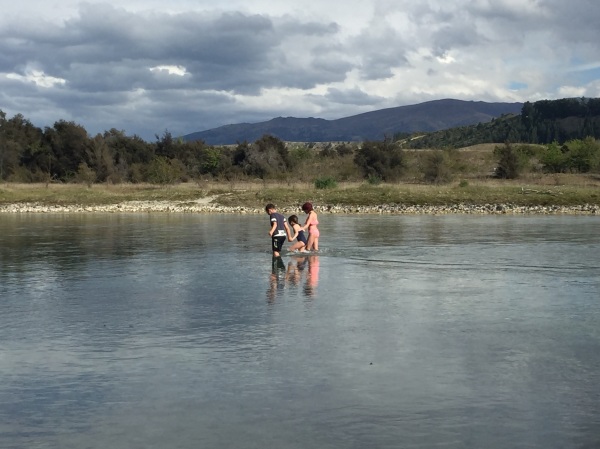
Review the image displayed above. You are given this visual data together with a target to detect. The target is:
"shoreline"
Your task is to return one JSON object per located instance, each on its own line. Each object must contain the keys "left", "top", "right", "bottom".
{"left": 2, "top": 181, "right": 599, "bottom": 215}
{"left": 0, "top": 200, "right": 598, "bottom": 215}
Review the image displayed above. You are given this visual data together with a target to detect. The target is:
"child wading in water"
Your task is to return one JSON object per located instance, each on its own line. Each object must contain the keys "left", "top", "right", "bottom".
{"left": 287, "top": 215, "right": 308, "bottom": 252}
{"left": 301, "top": 202, "right": 319, "bottom": 251}
{"left": 265, "top": 203, "right": 291, "bottom": 258}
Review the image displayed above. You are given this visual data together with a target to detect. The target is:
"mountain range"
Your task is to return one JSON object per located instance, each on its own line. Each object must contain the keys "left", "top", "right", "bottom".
{"left": 183, "top": 99, "right": 524, "bottom": 145}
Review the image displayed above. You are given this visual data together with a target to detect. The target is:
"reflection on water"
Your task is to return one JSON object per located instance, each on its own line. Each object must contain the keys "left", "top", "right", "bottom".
{"left": 268, "top": 255, "right": 320, "bottom": 302}
{"left": 1, "top": 213, "right": 599, "bottom": 449}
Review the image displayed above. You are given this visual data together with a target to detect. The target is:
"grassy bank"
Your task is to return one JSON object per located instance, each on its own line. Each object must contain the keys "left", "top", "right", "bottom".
{"left": 0, "top": 183, "right": 208, "bottom": 205}
{"left": 1, "top": 175, "right": 599, "bottom": 210}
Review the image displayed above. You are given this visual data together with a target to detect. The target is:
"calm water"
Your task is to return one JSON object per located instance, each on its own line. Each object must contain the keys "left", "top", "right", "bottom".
{"left": 1, "top": 213, "right": 599, "bottom": 449}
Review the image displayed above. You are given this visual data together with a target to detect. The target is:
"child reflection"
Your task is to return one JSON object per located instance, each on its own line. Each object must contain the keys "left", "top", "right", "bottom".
{"left": 286, "top": 255, "right": 306, "bottom": 287}
{"left": 303, "top": 255, "right": 320, "bottom": 298}
{"left": 267, "top": 255, "right": 320, "bottom": 303}
{"left": 267, "top": 256, "right": 286, "bottom": 303}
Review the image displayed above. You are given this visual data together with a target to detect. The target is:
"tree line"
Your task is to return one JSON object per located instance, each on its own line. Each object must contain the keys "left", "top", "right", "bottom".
{"left": 0, "top": 111, "right": 275, "bottom": 184}
{"left": 1, "top": 97, "right": 600, "bottom": 186}
{"left": 0, "top": 112, "right": 364, "bottom": 184}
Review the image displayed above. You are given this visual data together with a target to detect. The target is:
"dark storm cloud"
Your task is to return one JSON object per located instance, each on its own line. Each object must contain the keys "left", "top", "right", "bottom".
{"left": 0, "top": 3, "right": 360, "bottom": 137}
{"left": 0, "top": 4, "right": 347, "bottom": 96}
{"left": 1, "top": 7, "right": 273, "bottom": 89}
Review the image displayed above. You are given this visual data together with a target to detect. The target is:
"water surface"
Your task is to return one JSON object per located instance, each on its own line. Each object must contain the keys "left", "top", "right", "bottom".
{"left": 1, "top": 214, "right": 599, "bottom": 449}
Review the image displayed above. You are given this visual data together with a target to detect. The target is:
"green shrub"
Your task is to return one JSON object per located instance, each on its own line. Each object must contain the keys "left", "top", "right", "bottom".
{"left": 354, "top": 139, "right": 405, "bottom": 182}
{"left": 74, "top": 162, "right": 97, "bottom": 187}
{"left": 336, "top": 143, "right": 354, "bottom": 157}
{"left": 290, "top": 146, "right": 312, "bottom": 162}
{"left": 314, "top": 176, "right": 337, "bottom": 189}
{"left": 540, "top": 138, "right": 600, "bottom": 173}
{"left": 423, "top": 150, "right": 453, "bottom": 184}
{"left": 540, "top": 141, "right": 568, "bottom": 173}
{"left": 367, "top": 174, "right": 382, "bottom": 185}
{"left": 459, "top": 179, "right": 469, "bottom": 187}
{"left": 494, "top": 142, "right": 526, "bottom": 179}
{"left": 563, "top": 137, "right": 600, "bottom": 173}
{"left": 320, "top": 144, "right": 337, "bottom": 158}
{"left": 146, "top": 157, "right": 182, "bottom": 184}
{"left": 6, "top": 166, "right": 34, "bottom": 183}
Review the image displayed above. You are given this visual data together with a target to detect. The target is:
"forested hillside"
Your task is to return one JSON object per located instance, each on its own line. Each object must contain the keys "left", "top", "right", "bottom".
{"left": 403, "top": 98, "right": 600, "bottom": 149}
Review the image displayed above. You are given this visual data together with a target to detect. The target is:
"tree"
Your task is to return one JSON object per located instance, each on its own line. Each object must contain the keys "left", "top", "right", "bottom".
{"left": 43, "top": 120, "right": 91, "bottom": 180}
{"left": 235, "top": 135, "right": 290, "bottom": 178}
{"left": 423, "top": 150, "right": 452, "bottom": 184}
{"left": 87, "top": 136, "right": 116, "bottom": 182}
{"left": 354, "top": 138, "right": 404, "bottom": 181}
{"left": 74, "top": 162, "right": 97, "bottom": 187}
{"left": 104, "top": 128, "right": 154, "bottom": 166}
{"left": 494, "top": 142, "right": 522, "bottom": 179}
{"left": 0, "top": 112, "right": 44, "bottom": 180}
{"left": 563, "top": 137, "right": 600, "bottom": 173}
{"left": 146, "top": 157, "right": 182, "bottom": 184}
{"left": 540, "top": 141, "right": 568, "bottom": 173}
{"left": 199, "top": 147, "right": 224, "bottom": 176}
{"left": 155, "top": 130, "right": 175, "bottom": 159}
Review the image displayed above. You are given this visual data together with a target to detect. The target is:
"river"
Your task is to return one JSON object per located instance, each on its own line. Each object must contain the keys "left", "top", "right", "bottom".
{"left": 1, "top": 213, "right": 599, "bottom": 449}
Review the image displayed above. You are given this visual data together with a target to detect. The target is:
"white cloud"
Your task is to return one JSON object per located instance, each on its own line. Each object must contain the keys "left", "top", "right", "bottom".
{"left": 5, "top": 70, "right": 66, "bottom": 88}
{"left": 149, "top": 65, "right": 188, "bottom": 76}
{"left": 558, "top": 86, "right": 587, "bottom": 97}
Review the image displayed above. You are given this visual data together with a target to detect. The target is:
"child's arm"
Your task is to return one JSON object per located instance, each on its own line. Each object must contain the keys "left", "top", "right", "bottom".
{"left": 269, "top": 221, "right": 277, "bottom": 236}
{"left": 301, "top": 212, "right": 312, "bottom": 231}
{"left": 288, "top": 224, "right": 298, "bottom": 241}
{"left": 285, "top": 222, "right": 294, "bottom": 241}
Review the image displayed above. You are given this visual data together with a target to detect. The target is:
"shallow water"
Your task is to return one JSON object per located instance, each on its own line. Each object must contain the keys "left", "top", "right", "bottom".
{"left": 1, "top": 213, "right": 599, "bottom": 449}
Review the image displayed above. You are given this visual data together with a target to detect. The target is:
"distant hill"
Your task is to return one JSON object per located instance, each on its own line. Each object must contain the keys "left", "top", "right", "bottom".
{"left": 403, "top": 97, "right": 600, "bottom": 149}
{"left": 183, "top": 99, "right": 523, "bottom": 145}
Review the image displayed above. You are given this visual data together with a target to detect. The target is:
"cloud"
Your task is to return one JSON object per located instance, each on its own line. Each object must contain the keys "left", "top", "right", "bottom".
{"left": 6, "top": 70, "right": 66, "bottom": 88}
{"left": 325, "top": 87, "right": 385, "bottom": 106}
{"left": 0, "top": 0, "right": 599, "bottom": 139}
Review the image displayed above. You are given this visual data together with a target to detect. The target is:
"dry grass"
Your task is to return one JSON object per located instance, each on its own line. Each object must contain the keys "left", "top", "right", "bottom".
{"left": 402, "top": 145, "right": 501, "bottom": 181}
{"left": 0, "top": 183, "right": 208, "bottom": 205}
{"left": 220, "top": 179, "right": 599, "bottom": 208}
{"left": 1, "top": 148, "right": 599, "bottom": 209}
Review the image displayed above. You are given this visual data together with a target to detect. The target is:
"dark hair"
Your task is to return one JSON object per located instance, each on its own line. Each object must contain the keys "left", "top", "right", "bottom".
{"left": 265, "top": 203, "right": 276, "bottom": 213}
{"left": 301, "top": 202, "right": 313, "bottom": 212}
{"left": 288, "top": 214, "right": 299, "bottom": 225}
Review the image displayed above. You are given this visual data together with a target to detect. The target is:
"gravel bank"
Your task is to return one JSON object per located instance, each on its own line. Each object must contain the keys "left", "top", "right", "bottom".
{"left": 0, "top": 201, "right": 598, "bottom": 214}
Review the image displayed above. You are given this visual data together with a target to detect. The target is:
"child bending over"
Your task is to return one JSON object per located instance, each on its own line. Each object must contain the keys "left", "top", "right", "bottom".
{"left": 287, "top": 215, "right": 308, "bottom": 252}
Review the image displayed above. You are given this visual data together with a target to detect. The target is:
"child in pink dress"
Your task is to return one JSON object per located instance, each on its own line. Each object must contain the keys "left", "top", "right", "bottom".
{"left": 301, "top": 202, "right": 319, "bottom": 251}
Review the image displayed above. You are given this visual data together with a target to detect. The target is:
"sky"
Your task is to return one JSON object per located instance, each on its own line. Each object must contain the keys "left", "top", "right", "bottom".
{"left": 1, "top": 0, "right": 599, "bottom": 141}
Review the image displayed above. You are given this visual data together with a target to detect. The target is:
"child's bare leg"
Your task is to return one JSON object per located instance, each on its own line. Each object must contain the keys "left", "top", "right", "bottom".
{"left": 289, "top": 241, "right": 305, "bottom": 252}
{"left": 305, "top": 234, "right": 315, "bottom": 251}
{"left": 312, "top": 238, "right": 319, "bottom": 251}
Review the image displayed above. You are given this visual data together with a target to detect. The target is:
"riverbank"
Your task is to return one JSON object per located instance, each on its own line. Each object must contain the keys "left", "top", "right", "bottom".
{"left": 1, "top": 203, "right": 598, "bottom": 214}
{"left": 0, "top": 180, "right": 598, "bottom": 214}
{"left": 1, "top": 199, "right": 598, "bottom": 215}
